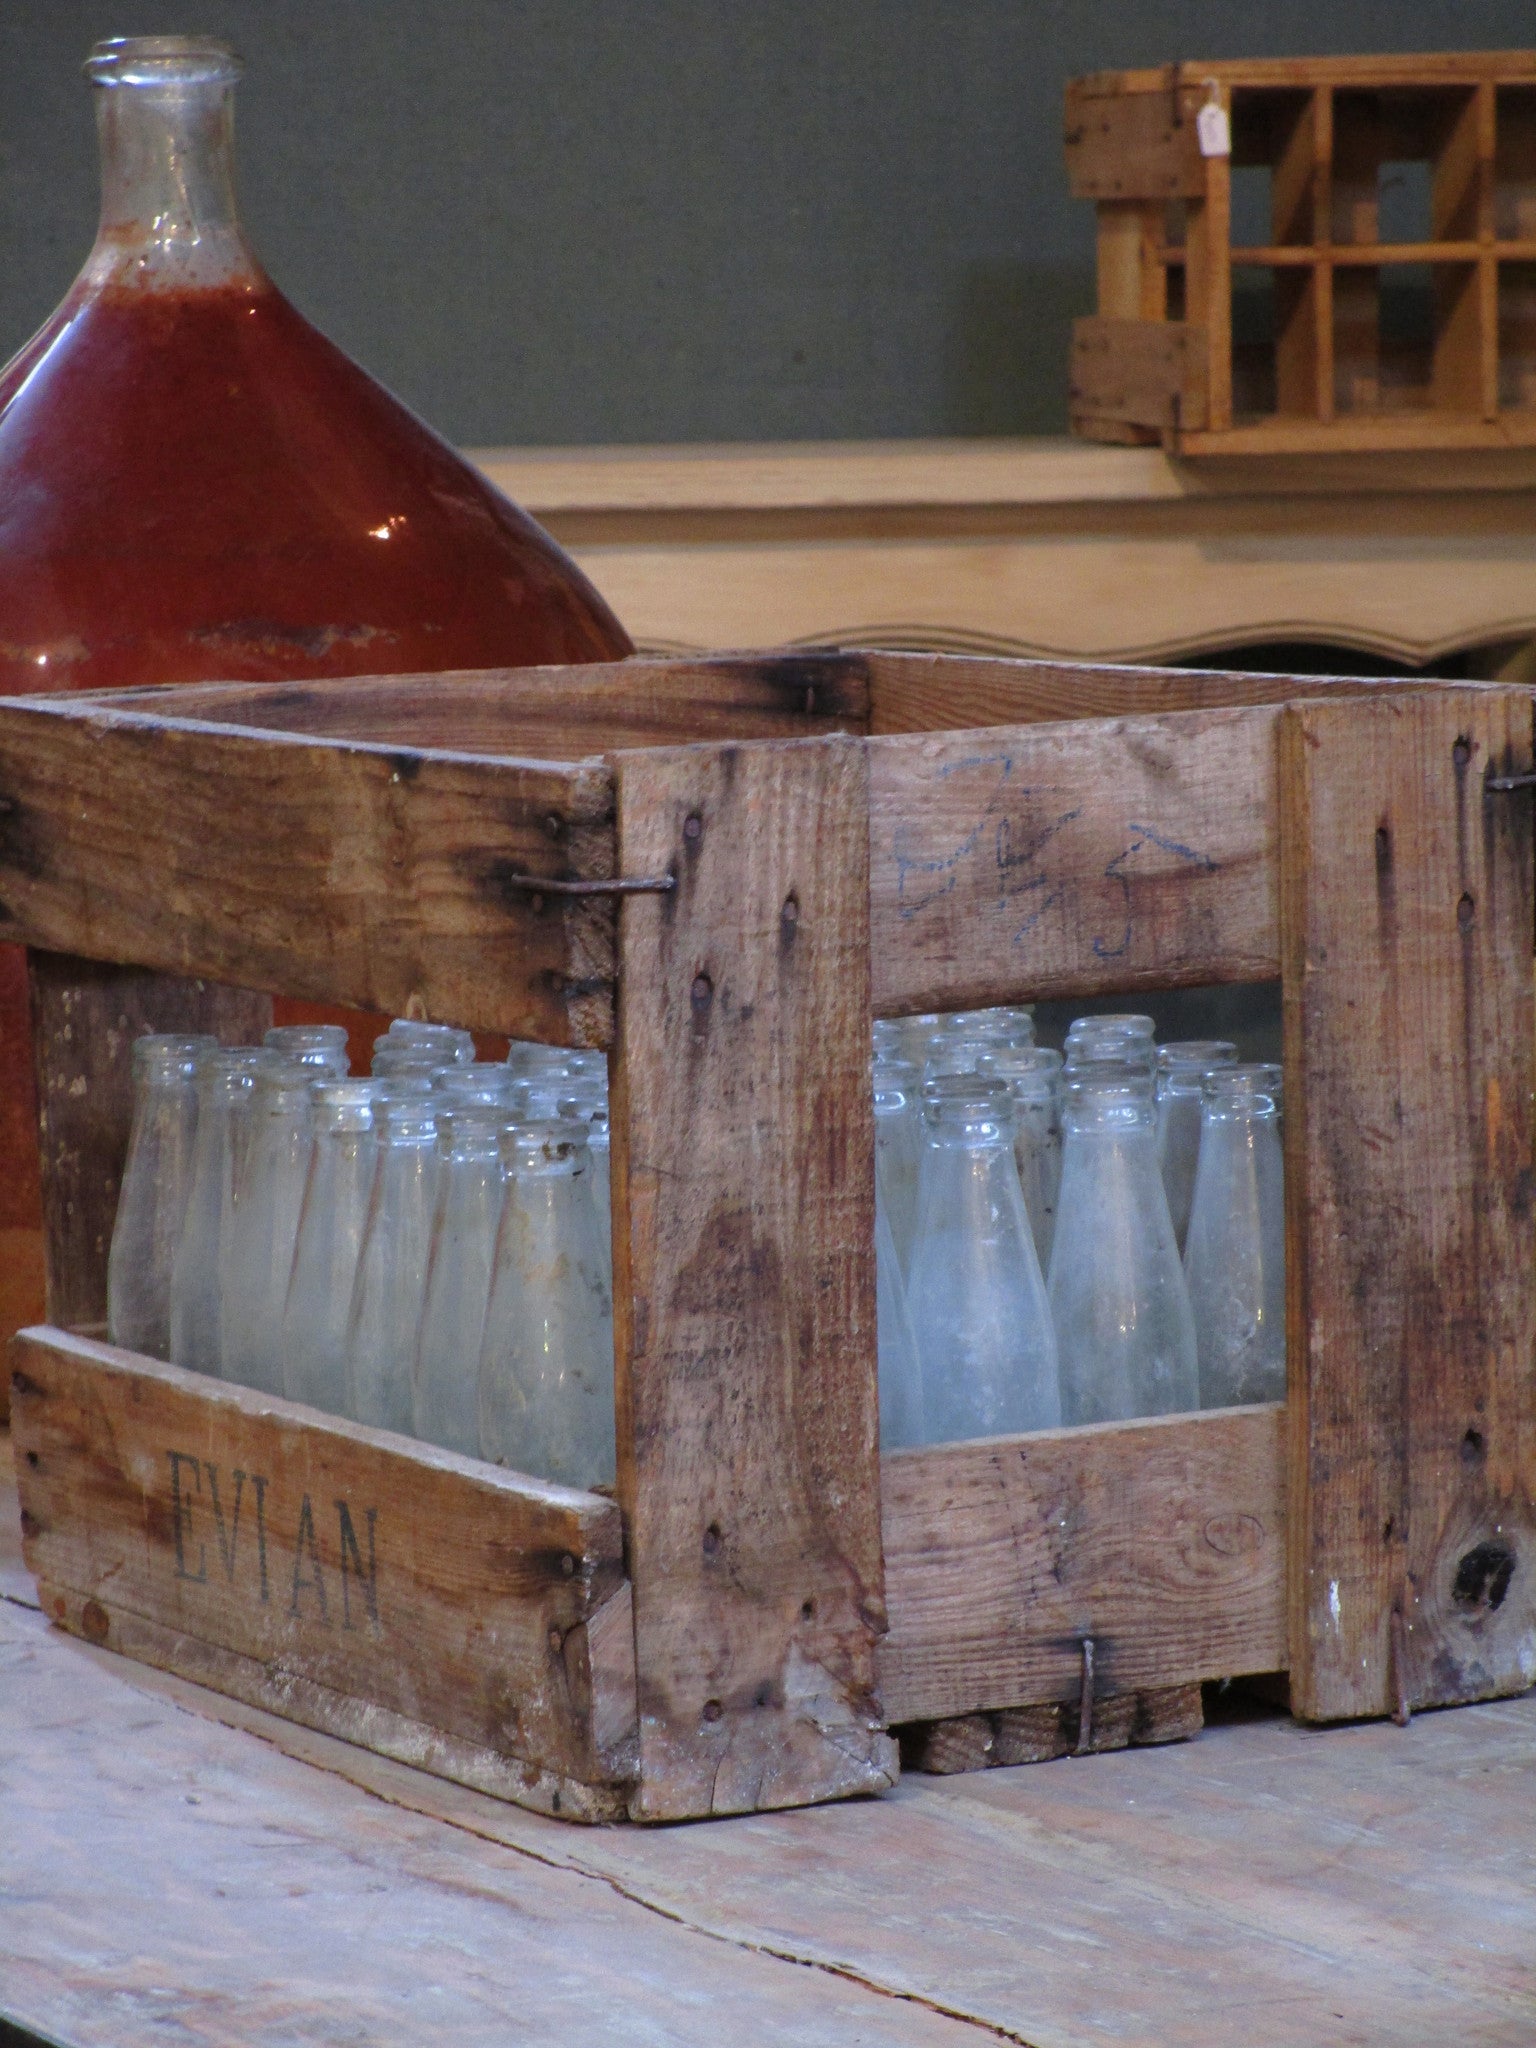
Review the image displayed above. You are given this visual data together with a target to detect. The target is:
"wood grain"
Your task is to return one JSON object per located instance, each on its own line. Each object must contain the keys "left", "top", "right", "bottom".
{"left": 863, "top": 648, "right": 1406, "bottom": 735}
{"left": 80, "top": 652, "right": 871, "bottom": 756}
{"left": 610, "top": 735, "right": 894, "bottom": 1819}
{"left": 867, "top": 703, "right": 1283, "bottom": 1016}
{"left": 28, "top": 954, "right": 271, "bottom": 1329}
{"left": 1281, "top": 686, "right": 1536, "bottom": 1721}
{"left": 0, "top": 696, "right": 618, "bottom": 1045}
{"left": 878, "top": 1403, "right": 1286, "bottom": 1725}
{"left": 904, "top": 1684, "right": 1204, "bottom": 1772}
{"left": 1069, "top": 317, "right": 1207, "bottom": 438}
{"left": 11, "top": 1328, "right": 636, "bottom": 1813}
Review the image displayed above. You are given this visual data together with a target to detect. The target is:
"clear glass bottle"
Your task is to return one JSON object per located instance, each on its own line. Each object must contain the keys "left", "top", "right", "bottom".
{"left": 478, "top": 1116, "right": 615, "bottom": 1488}
{"left": 1156, "top": 1040, "right": 1238, "bottom": 1252}
{"left": 414, "top": 1102, "right": 507, "bottom": 1455}
{"left": 892, "top": 1013, "right": 941, "bottom": 1067}
{"left": 1064, "top": 1013, "right": 1157, "bottom": 1071}
{"left": 281, "top": 1080, "right": 380, "bottom": 1414}
{"left": 433, "top": 1063, "right": 519, "bottom": 1107}
{"left": 220, "top": 1059, "right": 314, "bottom": 1393}
{"left": 107, "top": 1033, "right": 214, "bottom": 1356}
{"left": 872, "top": 1051, "right": 923, "bottom": 1277}
{"left": 558, "top": 1074, "right": 612, "bottom": 1288}
{"left": 382, "top": 1019, "right": 475, "bottom": 1067}
{"left": 876, "top": 1193, "right": 925, "bottom": 1450}
{"left": 264, "top": 1023, "right": 350, "bottom": 1077}
{"left": 345, "top": 1092, "right": 441, "bottom": 1435}
{"left": 1185, "top": 1064, "right": 1286, "bottom": 1409}
{"left": 168, "top": 1044, "right": 270, "bottom": 1374}
{"left": 907, "top": 1075, "right": 1060, "bottom": 1443}
{"left": 979, "top": 1044, "right": 1064, "bottom": 1273}
{"left": 1049, "top": 1063, "right": 1199, "bottom": 1425}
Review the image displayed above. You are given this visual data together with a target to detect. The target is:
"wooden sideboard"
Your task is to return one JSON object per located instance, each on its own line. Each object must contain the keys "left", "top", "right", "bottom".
{"left": 474, "top": 436, "right": 1536, "bottom": 675}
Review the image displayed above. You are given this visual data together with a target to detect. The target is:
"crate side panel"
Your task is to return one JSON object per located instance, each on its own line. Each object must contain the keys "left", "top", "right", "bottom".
{"left": 611, "top": 735, "right": 895, "bottom": 1820}
{"left": 878, "top": 1404, "right": 1286, "bottom": 1725}
{"left": 0, "top": 701, "right": 617, "bottom": 1045}
{"left": 77, "top": 653, "right": 874, "bottom": 753}
{"left": 1281, "top": 687, "right": 1536, "bottom": 1721}
{"left": 28, "top": 955, "right": 272, "bottom": 1330}
{"left": 869, "top": 704, "right": 1278, "bottom": 1015}
{"left": 10, "top": 1330, "right": 636, "bottom": 1791}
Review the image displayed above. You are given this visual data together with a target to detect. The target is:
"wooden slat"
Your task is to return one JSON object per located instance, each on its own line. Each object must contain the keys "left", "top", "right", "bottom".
{"left": 1065, "top": 71, "right": 1205, "bottom": 200}
{"left": 610, "top": 735, "right": 894, "bottom": 1819}
{"left": 0, "top": 697, "right": 618, "bottom": 1045}
{"left": 1069, "top": 317, "right": 1208, "bottom": 438}
{"left": 27, "top": 955, "right": 272, "bottom": 1330}
{"left": 863, "top": 648, "right": 1413, "bottom": 735}
{"left": 868, "top": 703, "right": 1280, "bottom": 1015}
{"left": 878, "top": 1403, "right": 1286, "bottom": 1725}
{"left": 77, "top": 653, "right": 872, "bottom": 755}
{"left": 10, "top": 1329, "right": 636, "bottom": 1815}
{"left": 1281, "top": 686, "right": 1536, "bottom": 1721}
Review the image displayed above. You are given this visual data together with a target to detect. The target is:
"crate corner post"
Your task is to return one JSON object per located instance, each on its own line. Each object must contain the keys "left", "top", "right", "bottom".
{"left": 609, "top": 731, "right": 895, "bottom": 1822}
{"left": 1280, "top": 684, "right": 1536, "bottom": 1724}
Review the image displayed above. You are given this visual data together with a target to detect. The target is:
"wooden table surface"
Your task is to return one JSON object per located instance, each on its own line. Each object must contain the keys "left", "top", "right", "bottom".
{"left": 3, "top": 1426, "right": 1534, "bottom": 2048}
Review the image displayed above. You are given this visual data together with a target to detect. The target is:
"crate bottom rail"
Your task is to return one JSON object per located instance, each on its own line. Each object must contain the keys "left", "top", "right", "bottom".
{"left": 11, "top": 1327, "right": 1285, "bottom": 1821}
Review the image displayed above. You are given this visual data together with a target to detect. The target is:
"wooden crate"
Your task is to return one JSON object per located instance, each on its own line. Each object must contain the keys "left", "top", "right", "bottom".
{"left": 1067, "top": 50, "right": 1536, "bottom": 454}
{"left": 3, "top": 651, "right": 1534, "bottom": 1821}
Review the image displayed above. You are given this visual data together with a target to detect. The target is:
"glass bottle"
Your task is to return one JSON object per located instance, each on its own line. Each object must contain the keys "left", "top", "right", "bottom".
{"left": 478, "top": 1116, "right": 615, "bottom": 1488}
{"left": 433, "top": 1064, "right": 519, "bottom": 1108}
{"left": 414, "top": 1103, "right": 507, "bottom": 1456}
{"left": 345, "top": 1093, "right": 441, "bottom": 1435}
{"left": 168, "top": 1044, "right": 270, "bottom": 1374}
{"left": 0, "top": 36, "right": 632, "bottom": 697}
{"left": 281, "top": 1081, "right": 380, "bottom": 1415}
{"left": 107, "top": 1033, "right": 214, "bottom": 1356}
{"left": 263, "top": 1023, "right": 350, "bottom": 1077}
{"left": 382, "top": 1020, "right": 476, "bottom": 1067}
{"left": 1185, "top": 1064, "right": 1287, "bottom": 1409}
{"left": 876, "top": 1191, "right": 925, "bottom": 1450}
{"left": 1064, "top": 1013, "right": 1157, "bottom": 1071}
{"left": 891, "top": 1013, "right": 941, "bottom": 1067}
{"left": 907, "top": 1075, "right": 1060, "bottom": 1443}
{"left": 558, "top": 1072, "right": 612, "bottom": 1287}
{"left": 0, "top": 33, "right": 632, "bottom": 1360}
{"left": 979, "top": 1044, "right": 1064, "bottom": 1273}
{"left": 1049, "top": 1064, "right": 1199, "bottom": 1425}
{"left": 872, "top": 1051, "right": 923, "bottom": 1277}
{"left": 1156, "top": 1040, "right": 1238, "bottom": 1252}
{"left": 220, "top": 1059, "right": 315, "bottom": 1393}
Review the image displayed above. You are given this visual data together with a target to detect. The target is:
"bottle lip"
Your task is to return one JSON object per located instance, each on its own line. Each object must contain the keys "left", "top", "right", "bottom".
{"left": 1156, "top": 1040, "right": 1238, "bottom": 1072}
{"left": 86, "top": 37, "right": 243, "bottom": 89}
{"left": 1204, "top": 1061, "right": 1284, "bottom": 1103}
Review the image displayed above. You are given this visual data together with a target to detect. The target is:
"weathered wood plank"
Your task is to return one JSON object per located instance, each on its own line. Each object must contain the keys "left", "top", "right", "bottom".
{"left": 1281, "top": 687, "right": 1536, "bottom": 1721}
{"left": 76, "top": 652, "right": 872, "bottom": 755}
{"left": 863, "top": 649, "right": 1411, "bottom": 736}
{"left": 27, "top": 955, "right": 272, "bottom": 1330}
{"left": 868, "top": 704, "right": 1280, "bottom": 1015}
{"left": 1070, "top": 316, "right": 1208, "bottom": 438}
{"left": 878, "top": 1403, "right": 1286, "bottom": 1725}
{"left": 11, "top": 1329, "right": 637, "bottom": 1810}
{"left": 610, "top": 735, "right": 894, "bottom": 1819}
{"left": 0, "top": 697, "right": 618, "bottom": 1045}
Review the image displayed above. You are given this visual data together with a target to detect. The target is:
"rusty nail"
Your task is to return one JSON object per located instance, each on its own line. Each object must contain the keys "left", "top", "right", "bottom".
{"left": 1076, "top": 1637, "right": 1096, "bottom": 1755}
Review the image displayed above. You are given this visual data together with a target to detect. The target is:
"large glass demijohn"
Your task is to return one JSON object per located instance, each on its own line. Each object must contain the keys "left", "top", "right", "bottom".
{"left": 0, "top": 36, "right": 632, "bottom": 1340}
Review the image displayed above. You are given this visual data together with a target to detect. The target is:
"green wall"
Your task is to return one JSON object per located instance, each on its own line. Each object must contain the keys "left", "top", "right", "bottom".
{"left": 3, "top": 1, "right": 1531, "bottom": 445}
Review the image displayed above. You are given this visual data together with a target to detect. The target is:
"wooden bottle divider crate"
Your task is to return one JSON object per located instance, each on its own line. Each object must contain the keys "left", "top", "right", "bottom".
{"left": 1066, "top": 49, "right": 1536, "bottom": 453}
{"left": 2, "top": 649, "right": 1533, "bottom": 1823}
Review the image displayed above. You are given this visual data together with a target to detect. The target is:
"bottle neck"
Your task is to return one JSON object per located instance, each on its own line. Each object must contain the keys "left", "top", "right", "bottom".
{"left": 87, "top": 43, "right": 262, "bottom": 291}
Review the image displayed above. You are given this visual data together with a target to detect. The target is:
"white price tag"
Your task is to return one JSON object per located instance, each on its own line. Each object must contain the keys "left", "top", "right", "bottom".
{"left": 1197, "top": 95, "right": 1230, "bottom": 158}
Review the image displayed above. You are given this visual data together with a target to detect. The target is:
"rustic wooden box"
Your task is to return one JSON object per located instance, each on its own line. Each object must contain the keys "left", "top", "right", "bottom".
{"left": 1067, "top": 49, "right": 1536, "bottom": 454}
{"left": 3, "top": 652, "right": 1533, "bottom": 1821}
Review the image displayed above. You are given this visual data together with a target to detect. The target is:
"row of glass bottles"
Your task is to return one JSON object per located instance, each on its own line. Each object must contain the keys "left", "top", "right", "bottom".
{"left": 107, "top": 1020, "right": 615, "bottom": 1489}
{"left": 874, "top": 1006, "right": 1285, "bottom": 1449}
